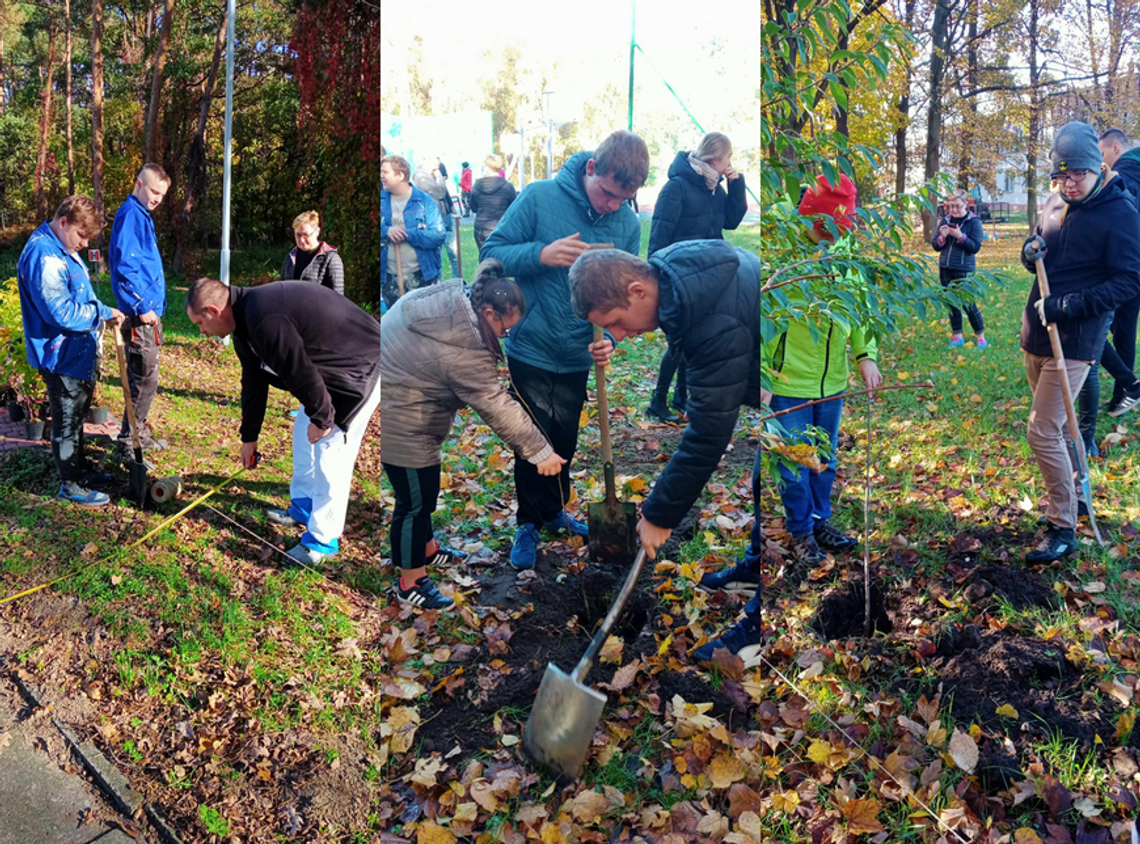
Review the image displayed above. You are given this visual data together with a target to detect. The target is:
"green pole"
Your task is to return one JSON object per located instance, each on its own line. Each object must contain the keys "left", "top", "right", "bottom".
{"left": 627, "top": 0, "right": 635, "bottom": 131}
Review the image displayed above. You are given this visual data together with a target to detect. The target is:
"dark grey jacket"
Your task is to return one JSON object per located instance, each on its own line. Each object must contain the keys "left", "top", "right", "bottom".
{"left": 931, "top": 211, "right": 983, "bottom": 272}
{"left": 280, "top": 242, "right": 345, "bottom": 295}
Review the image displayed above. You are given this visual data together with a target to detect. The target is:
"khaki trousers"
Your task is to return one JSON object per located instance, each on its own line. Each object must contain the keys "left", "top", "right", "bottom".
{"left": 1024, "top": 352, "right": 1092, "bottom": 530}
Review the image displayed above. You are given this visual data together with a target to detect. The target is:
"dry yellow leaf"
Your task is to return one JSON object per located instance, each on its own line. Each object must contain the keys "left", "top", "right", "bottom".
{"left": 571, "top": 789, "right": 611, "bottom": 824}
{"left": 599, "top": 635, "right": 624, "bottom": 665}
{"left": 996, "top": 704, "right": 1019, "bottom": 718}
{"left": 807, "top": 739, "right": 832, "bottom": 765}
{"left": 708, "top": 754, "right": 747, "bottom": 789}
{"left": 1013, "top": 829, "right": 1044, "bottom": 844}
{"left": 417, "top": 820, "right": 458, "bottom": 844}
{"left": 771, "top": 790, "right": 800, "bottom": 813}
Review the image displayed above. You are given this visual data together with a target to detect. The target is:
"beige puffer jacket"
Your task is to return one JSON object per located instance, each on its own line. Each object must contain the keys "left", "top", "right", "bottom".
{"left": 380, "top": 280, "right": 553, "bottom": 469}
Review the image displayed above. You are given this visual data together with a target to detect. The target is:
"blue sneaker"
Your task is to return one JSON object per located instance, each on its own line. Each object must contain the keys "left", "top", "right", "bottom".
{"left": 542, "top": 511, "right": 589, "bottom": 538}
{"left": 948, "top": 336, "right": 965, "bottom": 348}
{"left": 396, "top": 575, "right": 455, "bottom": 611}
{"left": 698, "top": 561, "right": 759, "bottom": 597}
{"left": 57, "top": 482, "right": 110, "bottom": 507}
{"left": 693, "top": 619, "right": 761, "bottom": 669}
{"left": 283, "top": 544, "right": 329, "bottom": 568}
{"left": 976, "top": 337, "right": 988, "bottom": 350}
{"left": 510, "top": 524, "right": 540, "bottom": 570}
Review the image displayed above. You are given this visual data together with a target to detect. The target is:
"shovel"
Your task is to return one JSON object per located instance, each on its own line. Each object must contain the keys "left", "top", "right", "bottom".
{"left": 453, "top": 212, "right": 464, "bottom": 280}
{"left": 113, "top": 325, "right": 149, "bottom": 508}
{"left": 587, "top": 325, "right": 638, "bottom": 566}
{"left": 522, "top": 545, "right": 648, "bottom": 784}
{"left": 1034, "top": 257, "right": 1105, "bottom": 547}
{"left": 394, "top": 242, "right": 405, "bottom": 298}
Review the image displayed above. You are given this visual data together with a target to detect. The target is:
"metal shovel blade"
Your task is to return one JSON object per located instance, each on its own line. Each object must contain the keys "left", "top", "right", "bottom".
{"left": 587, "top": 497, "right": 638, "bottom": 565}
{"left": 521, "top": 662, "right": 607, "bottom": 785}
{"left": 126, "top": 456, "right": 148, "bottom": 508}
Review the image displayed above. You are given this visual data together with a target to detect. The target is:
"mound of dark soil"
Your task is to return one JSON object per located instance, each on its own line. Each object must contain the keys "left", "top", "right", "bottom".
{"left": 939, "top": 634, "right": 1115, "bottom": 749}
{"left": 415, "top": 552, "right": 739, "bottom": 757}
{"left": 964, "top": 564, "right": 1057, "bottom": 612}
{"left": 809, "top": 578, "right": 893, "bottom": 640}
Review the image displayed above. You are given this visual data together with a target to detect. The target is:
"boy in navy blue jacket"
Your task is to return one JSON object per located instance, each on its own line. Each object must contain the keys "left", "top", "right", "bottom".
{"left": 110, "top": 163, "right": 171, "bottom": 455}
{"left": 17, "top": 196, "right": 125, "bottom": 506}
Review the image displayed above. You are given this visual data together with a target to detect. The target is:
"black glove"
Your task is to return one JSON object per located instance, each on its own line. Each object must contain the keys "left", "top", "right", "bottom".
{"left": 1022, "top": 235, "right": 1047, "bottom": 266}
{"left": 1041, "top": 292, "right": 1079, "bottom": 323}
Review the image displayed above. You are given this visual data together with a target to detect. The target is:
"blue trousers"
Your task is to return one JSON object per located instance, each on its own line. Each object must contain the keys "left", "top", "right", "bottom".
{"left": 768, "top": 392, "right": 844, "bottom": 537}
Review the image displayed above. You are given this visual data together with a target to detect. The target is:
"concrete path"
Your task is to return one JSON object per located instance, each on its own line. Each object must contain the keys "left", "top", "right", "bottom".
{"left": 0, "top": 668, "right": 141, "bottom": 844}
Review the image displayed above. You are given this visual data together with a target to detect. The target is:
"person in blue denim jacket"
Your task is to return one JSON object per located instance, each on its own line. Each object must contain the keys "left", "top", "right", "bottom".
{"left": 380, "top": 155, "right": 446, "bottom": 308}
{"left": 17, "top": 195, "right": 125, "bottom": 506}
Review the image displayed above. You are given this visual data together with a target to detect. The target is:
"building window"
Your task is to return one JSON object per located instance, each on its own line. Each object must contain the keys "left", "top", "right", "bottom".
{"left": 1004, "top": 172, "right": 1014, "bottom": 192}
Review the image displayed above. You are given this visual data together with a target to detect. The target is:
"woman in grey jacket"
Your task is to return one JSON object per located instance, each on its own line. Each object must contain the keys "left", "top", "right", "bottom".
{"left": 281, "top": 211, "right": 346, "bottom": 295}
{"left": 380, "top": 259, "right": 566, "bottom": 610}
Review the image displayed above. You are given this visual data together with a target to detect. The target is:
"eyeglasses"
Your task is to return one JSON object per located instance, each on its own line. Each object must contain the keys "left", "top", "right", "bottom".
{"left": 1053, "top": 169, "right": 1092, "bottom": 184}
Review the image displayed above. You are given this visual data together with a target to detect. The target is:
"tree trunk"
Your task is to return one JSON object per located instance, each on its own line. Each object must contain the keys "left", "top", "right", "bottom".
{"left": 143, "top": 0, "right": 175, "bottom": 163}
{"left": 65, "top": 0, "right": 74, "bottom": 194}
{"left": 0, "top": 33, "right": 6, "bottom": 114}
{"left": 957, "top": 0, "right": 978, "bottom": 190}
{"left": 91, "top": 0, "right": 106, "bottom": 228}
{"left": 895, "top": 0, "right": 917, "bottom": 196}
{"left": 835, "top": 29, "right": 850, "bottom": 141}
{"left": 173, "top": 8, "right": 225, "bottom": 274}
{"left": 923, "top": 0, "right": 952, "bottom": 240}
{"left": 35, "top": 13, "right": 57, "bottom": 221}
{"left": 1026, "top": 0, "right": 1041, "bottom": 233}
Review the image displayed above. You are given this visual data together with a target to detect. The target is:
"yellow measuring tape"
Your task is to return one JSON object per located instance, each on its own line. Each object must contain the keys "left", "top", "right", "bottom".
{"left": 0, "top": 464, "right": 248, "bottom": 607}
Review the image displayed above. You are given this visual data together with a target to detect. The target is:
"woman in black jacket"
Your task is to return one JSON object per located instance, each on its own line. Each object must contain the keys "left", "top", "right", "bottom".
{"left": 645, "top": 132, "right": 747, "bottom": 423}
{"left": 470, "top": 155, "right": 518, "bottom": 251}
{"left": 931, "top": 189, "right": 987, "bottom": 349}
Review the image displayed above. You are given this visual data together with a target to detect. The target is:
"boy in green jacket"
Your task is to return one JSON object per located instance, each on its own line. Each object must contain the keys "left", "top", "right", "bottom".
{"left": 762, "top": 174, "right": 881, "bottom": 565}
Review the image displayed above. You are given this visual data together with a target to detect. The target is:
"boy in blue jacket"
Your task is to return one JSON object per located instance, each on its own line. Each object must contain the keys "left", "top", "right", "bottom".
{"left": 380, "top": 155, "right": 446, "bottom": 307}
{"left": 110, "top": 163, "right": 171, "bottom": 455}
{"left": 480, "top": 130, "right": 649, "bottom": 570}
{"left": 17, "top": 195, "right": 125, "bottom": 506}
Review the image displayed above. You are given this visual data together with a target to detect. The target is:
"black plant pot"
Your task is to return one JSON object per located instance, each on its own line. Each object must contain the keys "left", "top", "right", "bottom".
{"left": 6, "top": 401, "right": 24, "bottom": 423}
{"left": 24, "top": 420, "right": 44, "bottom": 440}
{"left": 88, "top": 405, "right": 110, "bottom": 424}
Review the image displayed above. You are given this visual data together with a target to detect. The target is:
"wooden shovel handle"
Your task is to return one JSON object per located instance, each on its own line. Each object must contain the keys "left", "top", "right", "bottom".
{"left": 593, "top": 325, "right": 613, "bottom": 466}
{"left": 394, "top": 245, "right": 405, "bottom": 297}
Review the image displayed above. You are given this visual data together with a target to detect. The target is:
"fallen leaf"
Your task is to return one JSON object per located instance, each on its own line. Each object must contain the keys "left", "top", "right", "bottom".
{"left": 416, "top": 821, "right": 458, "bottom": 844}
{"left": 571, "top": 789, "right": 611, "bottom": 823}
{"left": 599, "top": 635, "right": 624, "bottom": 665}
{"left": 708, "top": 754, "right": 747, "bottom": 789}
{"left": 841, "top": 797, "right": 885, "bottom": 835}
{"left": 948, "top": 728, "right": 978, "bottom": 774}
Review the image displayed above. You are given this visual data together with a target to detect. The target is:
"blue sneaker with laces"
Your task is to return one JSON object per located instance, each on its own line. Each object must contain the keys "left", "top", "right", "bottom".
{"left": 57, "top": 481, "right": 110, "bottom": 507}
{"left": 510, "top": 524, "right": 540, "bottom": 570}
{"left": 948, "top": 335, "right": 965, "bottom": 348}
{"left": 542, "top": 511, "right": 589, "bottom": 538}
{"left": 698, "top": 561, "right": 759, "bottom": 597}
{"left": 693, "top": 619, "right": 761, "bottom": 669}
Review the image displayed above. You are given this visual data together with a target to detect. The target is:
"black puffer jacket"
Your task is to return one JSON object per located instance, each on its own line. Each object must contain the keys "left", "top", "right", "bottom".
{"left": 1112, "top": 148, "right": 1140, "bottom": 209}
{"left": 469, "top": 176, "right": 518, "bottom": 230}
{"left": 280, "top": 242, "right": 345, "bottom": 295}
{"left": 647, "top": 151, "right": 748, "bottom": 256}
{"left": 640, "top": 240, "right": 763, "bottom": 530}
{"left": 1021, "top": 173, "right": 1140, "bottom": 362}
{"left": 930, "top": 211, "right": 983, "bottom": 272}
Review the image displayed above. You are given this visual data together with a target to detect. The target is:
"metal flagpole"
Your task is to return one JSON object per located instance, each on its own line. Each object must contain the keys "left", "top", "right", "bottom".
{"left": 628, "top": 0, "right": 635, "bottom": 131}
{"left": 217, "top": 0, "right": 235, "bottom": 345}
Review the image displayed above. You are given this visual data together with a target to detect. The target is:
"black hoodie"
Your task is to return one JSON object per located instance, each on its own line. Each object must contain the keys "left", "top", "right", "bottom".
{"left": 231, "top": 281, "right": 381, "bottom": 443}
{"left": 639, "top": 240, "right": 763, "bottom": 530}
{"left": 1021, "top": 173, "right": 1140, "bottom": 361}
{"left": 647, "top": 150, "right": 748, "bottom": 256}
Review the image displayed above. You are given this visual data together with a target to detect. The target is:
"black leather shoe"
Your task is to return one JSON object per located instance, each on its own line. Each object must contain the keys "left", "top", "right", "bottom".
{"left": 1026, "top": 525, "right": 1079, "bottom": 563}
{"left": 647, "top": 397, "right": 679, "bottom": 423}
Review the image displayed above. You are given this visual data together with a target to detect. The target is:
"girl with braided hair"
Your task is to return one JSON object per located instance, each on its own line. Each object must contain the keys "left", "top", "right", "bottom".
{"left": 380, "top": 259, "right": 567, "bottom": 609}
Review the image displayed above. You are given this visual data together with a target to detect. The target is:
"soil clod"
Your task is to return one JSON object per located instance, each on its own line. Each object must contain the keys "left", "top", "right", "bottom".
{"left": 809, "top": 579, "right": 893, "bottom": 640}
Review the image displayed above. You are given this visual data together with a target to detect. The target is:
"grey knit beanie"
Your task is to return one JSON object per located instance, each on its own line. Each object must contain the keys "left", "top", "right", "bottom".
{"left": 1050, "top": 121, "right": 1103, "bottom": 175}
